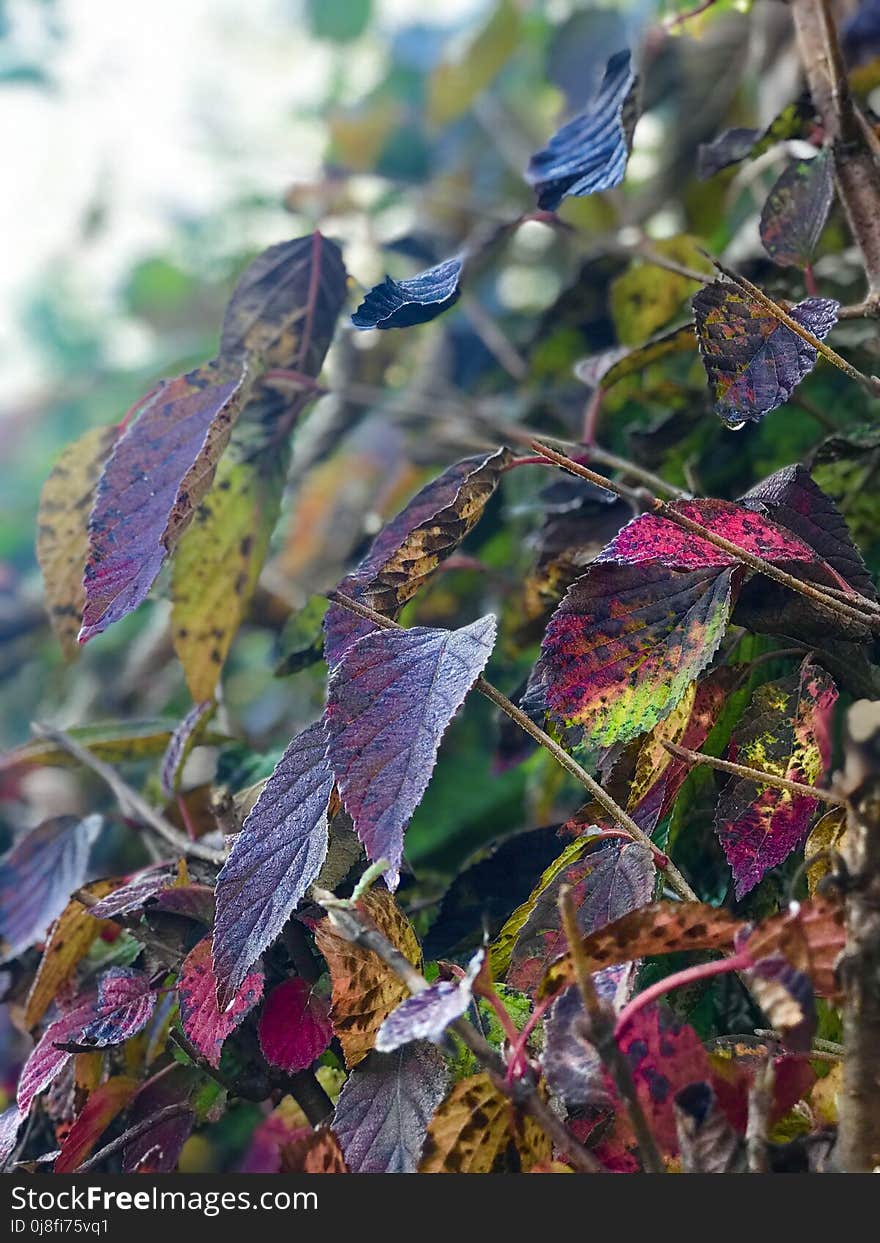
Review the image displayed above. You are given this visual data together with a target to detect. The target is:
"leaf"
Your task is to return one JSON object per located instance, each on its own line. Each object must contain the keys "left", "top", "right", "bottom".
{"left": 610, "top": 238, "right": 711, "bottom": 345}
{"left": 280, "top": 1127, "right": 349, "bottom": 1173}
{"left": 376, "top": 950, "right": 484, "bottom": 1053}
{"left": 740, "top": 463, "right": 876, "bottom": 600}
{"left": 697, "top": 100, "right": 816, "bottom": 179}
{"left": 611, "top": 1004, "right": 712, "bottom": 1153}
{"left": 351, "top": 258, "right": 462, "bottom": 330}
{"left": 540, "top": 902, "right": 741, "bottom": 1000}
{"left": 178, "top": 938, "right": 264, "bottom": 1068}
{"left": 122, "top": 1065, "right": 198, "bottom": 1173}
{"left": 257, "top": 978, "right": 333, "bottom": 1072}
{"left": 760, "top": 149, "right": 833, "bottom": 269}
{"left": 419, "top": 1072, "right": 550, "bottom": 1173}
{"left": 326, "top": 617, "right": 496, "bottom": 887}
{"left": 79, "top": 359, "right": 249, "bottom": 642}
{"left": 693, "top": 282, "right": 840, "bottom": 426}
{"left": 240, "top": 1098, "right": 310, "bottom": 1173}
{"left": 333, "top": 1044, "right": 448, "bottom": 1173}
{"left": 715, "top": 659, "right": 838, "bottom": 898}
{"left": 213, "top": 720, "right": 333, "bottom": 1007}
{"left": 603, "top": 498, "right": 837, "bottom": 576}
{"left": 526, "top": 49, "right": 636, "bottom": 211}
{"left": 745, "top": 953, "right": 816, "bottom": 1052}
{"left": 18, "top": 996, "right": 100, "bottom": 1114}
{"left": 171, "top": 448, "right": 287, "bottom": 702}
{"left": 584, "top": 323, "right": 697, "bottom": 393}
{"left": 314, "top": 887, "right": 421, "bottom": 1067}
{"left": 37, "top": 425, "right": 118, "bottom": 659}
{"left": 159, "top": 700, "right": 216, "bottom": 799}
{"left": 543, "top": 964, "right": 636, "bottom": 1109}
{"left": 743, "top": 895, "right": 845, "bottom": 1001}
{"left": 805, "top": 806, "right": 848, "bottom": 894}
{"left": 25, "top": 878, "right": 120, "bottom": 1027}
{"left": 536, "top": 562, "right": 740, "bottom": 752}
{"left": 88, "top": 863, "right": 179, "bottom": 919}
{"left": 674, "top": 1082, "right": 743, "bottom": 1173}
{"left": 2, "top": 720, "right": 217, "bottom": 772}
{"left": 0, "top": 815, "right": 102, "bottom": 961}
{"left": 323, "top": 447, "right": 510, "bottom": 664}
{"left": 0, "top": 1105, "right": 23, "bottom": 1170}
{"left": 627, "top": 667, "right": 735, "bottom": 832}
{"left": 54, "top": 1076, "right": 138, "bottom": 1173}
{"left": 506, "top": 841, "right": 655, "bottom": 995}
{"left": 76, "top": 967, "right": 156, "bottom": 1048}
{"left": 427, "top": 0, "right": 521, "bottom": 126}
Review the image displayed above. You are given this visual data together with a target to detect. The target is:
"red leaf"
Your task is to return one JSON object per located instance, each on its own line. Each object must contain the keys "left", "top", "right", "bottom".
{"left": 54, "top": 1076, "right": 138, "bottom": 1172}
{"left": 122, "top": 1065, "right": 198, "bottom": 1173}
{"left": 178, "top": 938, "right": 264, "bottom": 1068}
{"left": 326, "top": 617, "right": 496, "bottom": 887}
{"left": 17, "top": 996, "right": 99, "bottom": 1114}
{"left": 257, "top": 978, "right": 333, "bottom": 1072}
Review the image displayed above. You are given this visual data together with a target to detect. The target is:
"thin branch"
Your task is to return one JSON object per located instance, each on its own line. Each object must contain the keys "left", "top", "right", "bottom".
{"left": 77, "top": 1103, "right": 192, "bottom": 1173}
{"left": 559, "top": 885, "right": 666, "bottom": 1174}
{"left": 664, "top": 0, "right": 719, "bottom": 30}
{"left": 529, "top": 441, "right": 880, "bottom": 634}
{"left": 746, "top": 1059, "right": 775, "bottom": 1174}
{"left": 614, "top": 951, "right": 752, "bottom": 1040}
{"left": 312, "top": 886, "right": 605, "bottom": 1174}
{"left": 660, "top": 740, "right": 846, "bottom": 806}
{"left": 327, "top": 590, "right": 698, "bottom": 902}
{"left": 31, "top": 723, "right": 225, "bottom": 865}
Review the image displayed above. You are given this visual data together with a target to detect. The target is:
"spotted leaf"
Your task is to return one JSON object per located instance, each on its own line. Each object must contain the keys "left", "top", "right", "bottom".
{"left": 760, "top": 149, "right": 834, "bottom": 269}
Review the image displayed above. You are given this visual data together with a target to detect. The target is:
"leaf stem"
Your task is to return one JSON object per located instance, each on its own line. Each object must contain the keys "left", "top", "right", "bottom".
{"left": 659, "top": 740, "right": 845, "bottom": 806}
{"left": 614, "top": 950, "right": 752, "bottom": 1040}
{"left": 327, "top": 591, "right": 697, "bottom": 902}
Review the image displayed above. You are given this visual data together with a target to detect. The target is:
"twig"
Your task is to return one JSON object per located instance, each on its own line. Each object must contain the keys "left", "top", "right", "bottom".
{"left": 31, "top": 723, "right": 225, "bottom": 865}
{"left": 312, "top": 885, "right": 605, "bottom": 1174}
{"left": 77, "top": 1103, "right": 192, "bottom": 1173}
{"left": 746, "top": 1059, "right": 775, "bottom": 1174}
{"left": 529, "top": 441, "right": 880, "bottom": 634}
{"left": 660, "top": 740, "right": 846, "bottom": 806}
{"left": 326, "top": 590, "right": 697, "bottom": 902}
{"left": 664, "top": 0, "right": 719, "bottom": 30}
{"left": 558, "top": 885, "right": 666, "bottom": 1174}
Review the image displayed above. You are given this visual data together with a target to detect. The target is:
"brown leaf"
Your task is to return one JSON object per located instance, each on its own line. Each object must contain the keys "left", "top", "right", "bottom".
{"left": 419, "top": 1073, "right": 550, "bottom": 1173}
{"left": 280, "top": 1127, "right": 349, "bottom": 1173}
{"left": 24, "top": 878, "right": 120, "bottom": 1028}
{"left": 37, "top": 425, "right": 118, "bottom": 659}
{"left": 313, "top": 888, "right": 421, "bottom": 1067}
{"left": 540, "top": 902, "right": 742, "bottom": 1000}
{"left": 744, "top": 895, "right": 845, "bottom": 1001}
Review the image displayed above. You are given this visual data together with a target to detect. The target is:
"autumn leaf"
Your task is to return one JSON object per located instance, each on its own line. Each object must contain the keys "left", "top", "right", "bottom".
{"left": 543, "top": 964, "right": 636, "bottom": 1109}
{"left": 2, "top": 720, "right": 218, "bottom": 773}
{"left": 352, "top": 258, "right": 462, "bottom": 329}
{"left": 75, "top": 968, "right": 156, "bottom": 1048}
{"left": 36, "top": 425, "right": 118, "bottom": 659}
{"left": 177, "top": 938, "right": 264, "bottom": 1068}
{"left": 697, "top": 100, "right": 816, "bottom": 180}
{"left": 674, "top": 1082, "right": 743, "bottom": 1173}
{"left": 18, "top": 995, "right": 101, "bottom": 1114}
{"left": 427, "top": 0, "right": 521, "bottom": 126}
{"left": 325, "top": 617, "right": 496, "bottom": 887}
{"left": 376, "top": 950, "right": 485, "bottom": 1053}
{"left": 0, "top": 815, "right": 103, "bottom": 962}
{"left": 693, "top": 280, "right": 839, "bottom": 426}
{"left": 54, "top": 1076, "right": 138, "bottom": 1173}
{"left": 333, "top": 1044, "right": 448, "bottom": 1173}
{"left": 805, "top": 806, "right": 848, "bottom": 894}
{"left": 526, "top": 49, "right": 636, "bottom": 211}
{"left": 540, "top": 902, "right": 741, "bottom": 1000}
{"left": 715, "top": 658, "right": 838, "bottom": 898}
{"left": 419, "top": 1072, "right": 550, "bottom": 1173}
{"left": 313, "top": 887, "right": 421, "bottom": 1067}
{"left": 79, "top": 359, "right": 250, "bottom": 642}
{"left": 536, "top": 562, "right": 740, "bottom": 752}
{"left": 323, "top": 447, "right": 511, "bottom": 665}
{"left": 122, "top": 1065, "right": 198, "bottom": 1173}
{"left": 743, "top": 895, "right": 845, "bottom": 1002}
{"left": 581, "top": 323, "right": 697, "bottom": 394}
{"left": 280, "top": 1127, "right": 349, "bottom": 1174}
{"left": 760, "top": 149, "right": 834, "bottom": 269}
{"left": 213, "top": 720, "right": 333, "bottom": 1007}
{"left": 257, "top": 978, "right": 333, "bottom": 1072}
{"left": 610, "top": 237, "right": 710, "bottom": 345}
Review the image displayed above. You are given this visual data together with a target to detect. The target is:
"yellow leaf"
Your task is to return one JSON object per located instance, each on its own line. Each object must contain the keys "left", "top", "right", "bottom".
{"left": 610, "top": 236, "right": 712, "bottom": 346}
{"left": 419, "top": 1073, "right": 550, "bottom": 1173}
{"left": 427, "top": 0, "right": 521, "bottom": 127}
{"left": 805, "top": 806, "right": 848, "bottom": 895}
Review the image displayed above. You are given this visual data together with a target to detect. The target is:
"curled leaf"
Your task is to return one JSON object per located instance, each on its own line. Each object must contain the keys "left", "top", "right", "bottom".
{"left": 352, "top": 258, "right": 462, "bottom": 330}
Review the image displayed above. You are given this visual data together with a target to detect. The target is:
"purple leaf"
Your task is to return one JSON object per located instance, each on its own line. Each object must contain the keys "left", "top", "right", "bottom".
{"left": 740, "top": 463, "right": 876, "bottom": 600}
{"left": 0, "top": 1105, "right": 23, "bottom": 1169}
{"left": 257, "top": 978, "right": 333, "bottom": 1071}
{"left": 122, "top": 1065, "right": 198, "bottom": 1173}
{"left": 543, "top": 964, "right": 635, "bottom": 1109}
{"left": 75, "top": 968, "right": 156, "bottom": 1048}
{"left": 149, "top": 883, "right": 215, "bottom": 924}
{"left": 352, "top": 258, "right": 462, "bottom": 329}
{"left": 160, "top": 699, "right": 216, "bottom": 798}
{"left": 376, "top": 950, "right": 485, "bottom": 1053}
{"left": 526, "top": 48, "right": 635, "bottom": 210}
{"left": 760, "top": 149, "right": 833, "bottom": 269}
{"left": 17, "top": 996, "right": 99, "bottom": 1114}
{"left": 0, "top": 814, "right": 102, "bottom": 961}
{"left": 88, "top": 864, "right": 177, "bottom": 918}
{"left": 326, "top": 616, "right": 496, "bottom": 888}
{"left": 332, "top": 1043, "right": 448, "bottom": 1173}
{"left": 212, "top": 720, "right": 333, "bottom": 1007}
{"left": 693, "top": 281, "right": 839, "bottom": 426}
{"left": 178, "top": 938, "right": 264, "bottom": 1067}
{"left": 80, "top": 359, "right": 249, "bottom": 641}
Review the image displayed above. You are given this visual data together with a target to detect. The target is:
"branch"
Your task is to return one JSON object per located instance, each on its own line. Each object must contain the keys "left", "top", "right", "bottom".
{"left": 529, "top": 441, "right": 880, "bottom": 635}
{"left": 746, "top": 1059, "right": 775, "bottom": 1174}
{"left": 327, "top": 590, "right": 697, "bottom": 903}
{"left": 660, "top": 740, "right": 846, "bottom": 807}
{"left": 790, "top": 0, "right": 880, "bottom": 298}
{"left": 558, "top": 885, "right": 666, "bottom": 1174}
{"left": 312, "top": 885, "right": 605, "bottom": 1174}
{"left": 31, "top": 723, "right": 225, "bottom": 865}
{"left": 77, "top": 1103, "right": 192, "bottom": 1173}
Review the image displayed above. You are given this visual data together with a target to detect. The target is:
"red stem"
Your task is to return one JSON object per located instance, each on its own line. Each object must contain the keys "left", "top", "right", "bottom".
{"left": 614, "top": 950, "right": 752, "bottom": 1039}
{"left": 505, "top": 995, "right": 552, "bottom": 1085}
{"left": 581, "top": 387, "right": 605, "bottom": 446}
{"left": 804, "top": 263, "right": 819, "bottom": 297}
